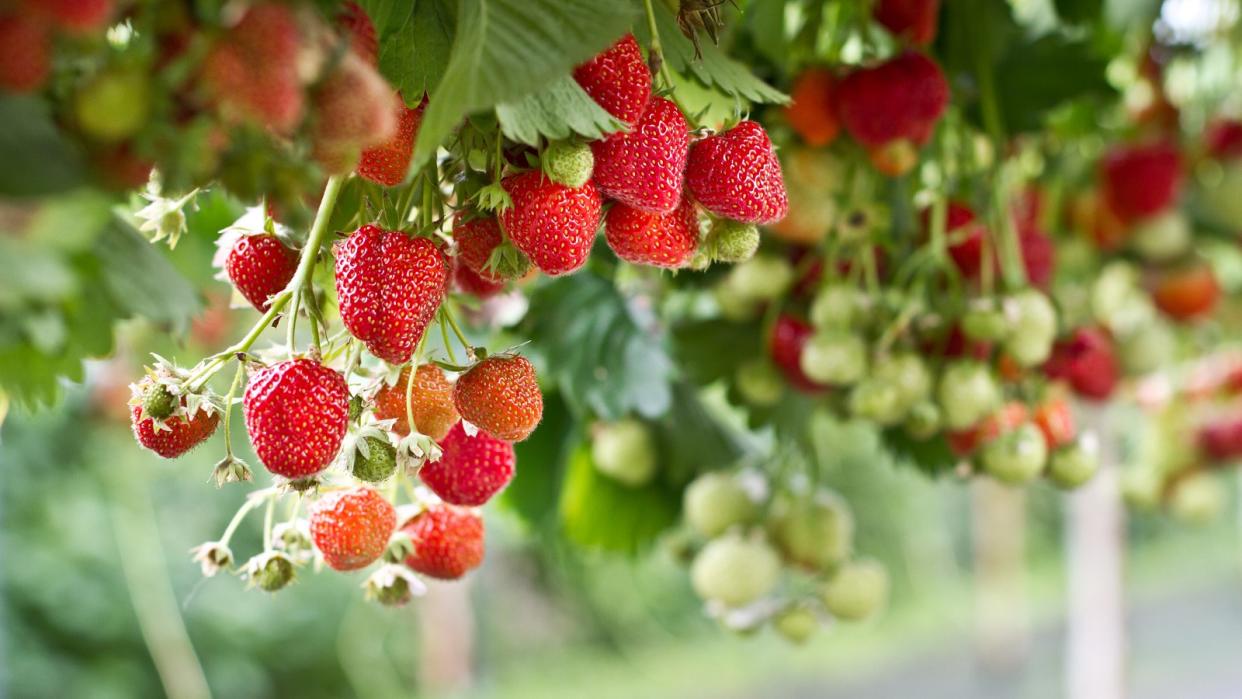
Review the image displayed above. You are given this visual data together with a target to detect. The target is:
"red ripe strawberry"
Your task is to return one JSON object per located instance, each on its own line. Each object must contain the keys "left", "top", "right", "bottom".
{"left": 1044, "top": 328, "right": 1118, "bottom": 401}
{"left": 500, "top": 171, "right": 602, "bottom": 276}
{"left": 243, "top": 358, "right": 350, "bottom": 479}
{"left": 454, "top": 259, "right": 505, "bottom": 298}
{"left": 129, "top": 378, "right": 221, "bottom": 458}
{"left": 1033, "top": 398, "right": 1076, "bottom": 449}
{"left": 357, "top": 96, "right": 426, "bottom": 187}
{"left": 874, "top": 0, "right": 940, "bottom": 46}
{"left": 402, "top": 504, "right": 485, "bottom": 580}
{"left": 769, "top": 314, "right": 828, "bottom": 393}
{"left": 225, "top": 233, "right": 298, "bottom": 312}
{"left": 334, "top": 225, "right": 448, "bottom": 365}
{"left": 337, "top": 1, "right": 378, "bottom": 67}
{"left": 27, "top": 0, "right": 114, "bottom": 33}
{"left": 573, "top": 34, "right": 652, "bottom": 126}
{"left": 1019, "top": 228, "right": 1055, "bottom": 289}
{"left": 1206, "top": 119, "right": 1242, "bottom": 160}
{"left": 837, "top": 52, "right": 949, "bottom": 151}
{"left": 453, "top": 355, "right": 543, "bottom": 442}
{"left": 604, "top": 198, "right": 699, "bottom": 268}
{"left": 420, "top": 422, "right": 515, "bottom": 506}
{"left": 311, "top": 52, "right": 399, "bottom": 173}
{"left": 1152, "top": 263, "right": 1219, "bottom": 322}
{"left": 372, "top": 364, "right": 459, "bottom": 441}
{"left": 686, "top": 120, "right": 789, "bottom": 224}
{"left": 0, "top": 14, "right": 50, "bottom": 93}
{"left": 309, "top": 487, "right": 395, "bottom": 571}
{"left": 1100, "top": 142, "right": 1182, "bottom": 223}
{"left": 453, "top": 213, "right": 505, "bottom": 282}
{"left": 785, "top": 67, "right": 840, "bottom": 147}
{"left": 201, "top": 2, "right": 303, "bottom": 134}
{"left": 591, "top": 96, "right": 691, "bottom": 214}
{"left": 1198, "top": 417, "right": 1242, "bottom": 461}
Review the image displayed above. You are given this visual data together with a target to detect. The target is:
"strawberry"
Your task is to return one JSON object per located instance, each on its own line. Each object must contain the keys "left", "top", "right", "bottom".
{"left": 337, "top": 1, "right": 378, "bottom": 67}
{"left": 310, "top": 52, "right": 399, "bottom": 173}
{"left": 572, "top": 34, "right": 652, "bottom": 126}
{"left": 401, "top": 504, "right": 485, "bottom": 580}
{"left": 499, "top": 171, "right": 602, "bottom": 276}
{"left": 243, "top": 358, "right": 351, "bottom": 479}
{"left": 130, "top": 378, "right": 221, "bottom": 459}
{"left": 372, "top": 364, "right": 459, "bottom": 441}
{"left": 543, "top": 141, "right": 594, "bottom": 189}
{"left": 453, "top": 355, "right": 543, "bottom": 442}
{"left": 357, "top": 96, "right": 426, "bottom": 187}
{"left": 1152, "top": 263, "right": 1219, "bottom": 322}
{"left": 837, "top": 52, "right": 949, "bottom": 157}
{"left": 27, "top": 0, "right": 114, "bottom": 33}
{"left": 453, "top": 213, "right": 505, "bottom": 282}
{"left": 225, "top": 233, "right": 298, "bottom": 312}
{"left": 1044, "top": 327, "right": 1118, "bottom": 401}
{"left": 1033, "top": 398, "right": 1076, "bottom": 449}
{"left": 420, "top": 422, "right": 516, "bottom": 506}
{"left": 0, "top": 14, "right": 50, "bottom": 93}
{"left": 1099, "top": 141, "right": 1182, "bottom": 223}
{"left": 769, "top": 314, "right": 829, "bottom": 393}
{"left": 591, "top": 96, "right": 691, "bottom": 214}
{"left": 334, "top": 225, "right": 448, "bottom": 365}
{"left": 1068, "top": 189, "right": 1129, "bottom": 251}
{"left": 1206, "top": 119, "right": 1242, "bottom": 160}
{"left": 201, "top": 2, "right": 304, "bottom": 134}
{"left": 309, "top": 487, "right": 395, "bottom": 571}
{"left": 785, "top": 67, "right": 840, "bottom": 147}
{"left": 922, "top": 202, "right": 1054, "bottom": 288}
{"left": 604, "top": 198, "right": 700, "bottom": 268}
{"left": 946, "top": 402, "right": 1028, "bottom": 457}
{"left": 1198, "top": 417, "right": 1242, "bottom": 461}
{"left": 874, "top": 0, "right": 940, "bottom": 46}
{"left": 686, "top": 120, "right": 789, "bottom": 224}
{"left": 453, "top": 260, "right": 505, "bottom": 298}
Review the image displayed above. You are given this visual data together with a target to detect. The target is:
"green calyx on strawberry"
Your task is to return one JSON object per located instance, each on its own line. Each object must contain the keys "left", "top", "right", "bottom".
{"left": 243, "top": 551, "right": 296, "bottom": 592}
{"left": 343, "top": 426, "right": 398, "bottom": 483}
{"left": 684, "top": 471, "right": 760, "bottom": 538}
{"left": 129, "top": 359, "right": 223, "bottom": 459}
{"left": 767, "top": 491, "right": 854, "bottom": 572}
{"left": 820, "top": 558, "right": 889, "bottom": 621}
{"left": 980, "top": 422, "right": 1048, "bottom": 485}
{"left": 706, "top": 219, "right": 760, "bottom": 263}
{"left": 591, "top": 418, "right": 657, "bottom": 488}
{"left": 542, "top": 140, "right": 594, "bottom": 189}
{"left": 691, "top": 531, "right": 782, "bottom": 608}
{"left": 938, "top": 361, "right": 1001, "bottom": 430}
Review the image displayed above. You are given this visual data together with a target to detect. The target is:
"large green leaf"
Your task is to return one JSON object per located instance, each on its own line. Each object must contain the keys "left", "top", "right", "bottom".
{"left": 412, "top": 0, "right": 639, "bottom": 168}
{"left": 499, "top": 391, "right": 578, "bottom": 528}
{"left": 558, "top": 443, "right": 678, "bottom": 554}
{"left": 0, "top": 95, "right": 86, "bottom": 197}
{"left": 650, "top": 382, "right": 752, "bottom": 485}
{"left": 362, "top": 0, "right": 455, "bottom": 101}
{"left": 94, "top": 220, "right": 202, "bottom": 332}
{"left": 992, "top": 35, "right": 1114, "bottom": 133}
{"left": 670, "top": 318, "right": 761, "bottom": 386}
{"left": 1054, "top": 0, "right": 1104, "bottom": 24}
{"left": 496, "top": 76, "right": 627, "bottom": 145}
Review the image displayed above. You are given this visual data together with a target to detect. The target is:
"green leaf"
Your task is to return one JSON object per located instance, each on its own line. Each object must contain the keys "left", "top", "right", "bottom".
{"left": 93, "top": 219, "right": 202, "bottom": 332}
{"left": 365, "top": 0, "right": 455, "bottom": 100}
{"left": 641, "top": 3, "right": 788, "bottom": 105}
{"left": 496, "top": 76, "right": 626, "bottom": 145}
{"left": 499, "top": 391, "right": 578, "bottom": 528}
{"left": 879, "top": 427, "right": 959, "bottom": 477}
{"left": 0, "top": 95, "right": 86, "bottom": 197}
{"left": 992, "top": 35, "right": 1114, "bottom": 133}
{"left": 671, "top": 318, "right": 761, "bottom": 385}
{"left": 413, "top": 0, "right": 639, "bottom": 169}
{"left": 650, "top": 382, "right": 751, "bottom": 485}
{"left": 558, "top": 443, "right": 678, "bottom": 554}
{"left": 1054, "top": 0, "right": 1104, "bottom": 24}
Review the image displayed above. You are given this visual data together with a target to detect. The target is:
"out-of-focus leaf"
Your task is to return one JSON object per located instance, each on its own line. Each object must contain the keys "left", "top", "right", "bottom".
{"left": 992, "top": 35, "right": 1114, "bottom": 133}
{"left": 496, "top": 76, "right": 626, "bottom": 145}
{"left": 558, "top": 443, "right": 678, "bottom": 554}
{"left": 94, "top": 220, "right": 202, "bottom": 331}
{"left": 879, "top": 427, "right": 959, "bottom": 476}
{"left": 1054, "top": 0, "right": 1104, "bottom": 24}
{"left": 650, "top": 382, "right": 751, "bottom": 484}
{"left": 0, "top": 95, "right": 86, "bottom": 197}
{"left": 671, "top": 318, "right": 761, "bottom": 385}
{"left": 364, "top": 0, "right": 455, "bottom": 100}
{"left": 500, "top": 391, "right": 577, "bottom": 527}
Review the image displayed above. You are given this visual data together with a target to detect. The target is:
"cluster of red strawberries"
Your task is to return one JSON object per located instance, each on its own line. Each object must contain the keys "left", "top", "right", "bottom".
{"left": 0, "top": 0, "right": 114, "bottom": 92}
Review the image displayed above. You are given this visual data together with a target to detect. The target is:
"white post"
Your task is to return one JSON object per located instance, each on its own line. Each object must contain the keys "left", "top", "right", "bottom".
{"left": 972, "top": 479, "right": 1030, "bottom": 672}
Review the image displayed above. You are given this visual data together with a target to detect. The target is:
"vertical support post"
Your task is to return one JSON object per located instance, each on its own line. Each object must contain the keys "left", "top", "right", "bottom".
{"left": 972, "top": 478, "right": 1030, "bottom": 673}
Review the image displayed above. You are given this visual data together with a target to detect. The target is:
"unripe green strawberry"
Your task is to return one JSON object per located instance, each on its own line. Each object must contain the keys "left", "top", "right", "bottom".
{"left": 938, "top": 361, "right": 1001, "bottom": 430}
{"left": 1004, "top": 290, "right": 1057, "bottom": 368}
{"left": 1090, "top": 262, "right": 1140, "bottom": 328}
{"left": 849, "top": 378, "right": 906, "bottom": 426}
{"left": 961, "top": 307, "right": 1008, "bottom": 342}
{"left": 684, "top": 472, "right": 758, "bottom": 537}
{"left": 904, "top": 400, "right": 942, "bottom": 439}
{"left": 821, "top": 558, "right": 888, "bottom": 621}
{"left": 773, "top": 604, "right": 819, "bottom": 645}
{"left": 810, "top": 285, "right": 862, "bottom": 329}
{"left": 1130, "top": 209, "right": 1190, "bottom": 262}
{"left": 725, "top": 255, "right": 794, "bottom": 302}
{"left": 1169, "top": 473, "right": 1225, "bottom": 524}
{"left": 543, "top": 140, "right": 594, "bottom": 188}
{"left": 1048, "top": 443, "right": 1098, "bottom": 489}
{"left": 351, "top": 435, "right": 398, "bottom": 483}
{"left": 1118, "top": 320, "right": 1176, "bottom": 376}
{"left": 74, "top": 68, "right": 150, "bottom": 143}
{"left": 800, "top": 330, "right": 867, "bottom": 385}
{"left": 244, "top": 552, "right": 295, "bottom": 592}
{"left": 735, "top": 360, "right": 783, "bottom": 407}
{"left": 873, "top": 352, "right": 931, "bottom": 408}
{"left": 980, "top": 422, "right": 1047, "bottom": 485}
{"left": 768, "top": 491, "right": 853, "bottom": 572}
{"left": 591, "top": 418, "right": 657, "bottom": 487}
{"left": 706, "top": 219, "right": 760, "bottom": 263}
{"left": 690, "top": 532, "right": 781, "bottom": 607}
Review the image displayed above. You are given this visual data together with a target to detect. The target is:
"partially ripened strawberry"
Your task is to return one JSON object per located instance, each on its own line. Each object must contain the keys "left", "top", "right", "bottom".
{"left": 572, "top": 33, "right": 652, "bottom": 126}
{"left": 243, "top": 358, "right": 351, "bottom": 479}
{"left": 500, "top": 171, "right": 602, "bottom": 276}
{"left": 1100, "top": 141, "right": 1182, "bottom": 223}
{"left": 874, "top": 0, "right": 940, "bottom": 46}
{"left": 28, "top": 0, "right": 114, "bottom": 33}
{"left": 785, "top": 67, "right": 840, "bottom": 147}
{"left": 604, "top": 197, "right": 700, "bottom": 268}
{"left": 310, "top": 52, "right": 399, "bottom": 173}
{"left": 1033, "top": 398, "right": 1075, "bottom": 449}
{"left": 0, "top": 14, "right": 50, "bottom": 93}
{"left": 130, "top": 378, "right": 221, "bottom": 459}
{"left": 770, "top": 314, "right": 828, "bottom": 393}
{"left": 453, "top": 355, "right": 543, "bottom": 442}
{"left": 1152, "top": 263, "right": 1219, "bottom": 322}
{"left": 1044, "top": 328, "right": 1118, "bottom": 401}
{"left": 453, "top": 259, "right": 505, "bottom": 298}
{"left": 420, "top": 422, "right": 515, "bottom": 506}
{"left": 309, "top": 487, "right": 395, "bottom": 571}
{"left": 201, "top": 2, "right": 303, "bottom": 134}
{"left": 225, "top": 233, "right": 298, "bottom": 312}
{"left": 402, "top": 504, "right": 485, "bottom": 580}
{"left": 837, "top": 52, "right": 949, "bottom": 156}
{"left": 591, "top": 96, "right": 690, "bottom": 214}
{"left": 686, "top": 120, "right": 788, "bottom": 224}
{"left": 357, "top": 96, "right": 426, "bottom": 187}
{"left": 372, "top": 364, "right": 459, "bottom": 441}
{"left": 337, "top": 1, "right": 378, "bottom": 66}
{"left": 334, "top": 225, "right": 448, "bottom": 365}
{"left": 453, "top": 213, "right": 505, "bottom": 282}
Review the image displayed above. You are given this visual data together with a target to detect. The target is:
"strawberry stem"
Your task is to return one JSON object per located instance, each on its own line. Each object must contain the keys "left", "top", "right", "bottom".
{"left": 220, "top": 361, "right": 245, "bottom": 461}
{"left": 642, "top": 0, "right": 692, "bottom": 118}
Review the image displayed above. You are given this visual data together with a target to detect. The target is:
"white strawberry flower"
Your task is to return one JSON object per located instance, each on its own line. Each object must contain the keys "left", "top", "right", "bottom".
{"left": 135, "top": 183, "right": 201, "bottom": 249}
